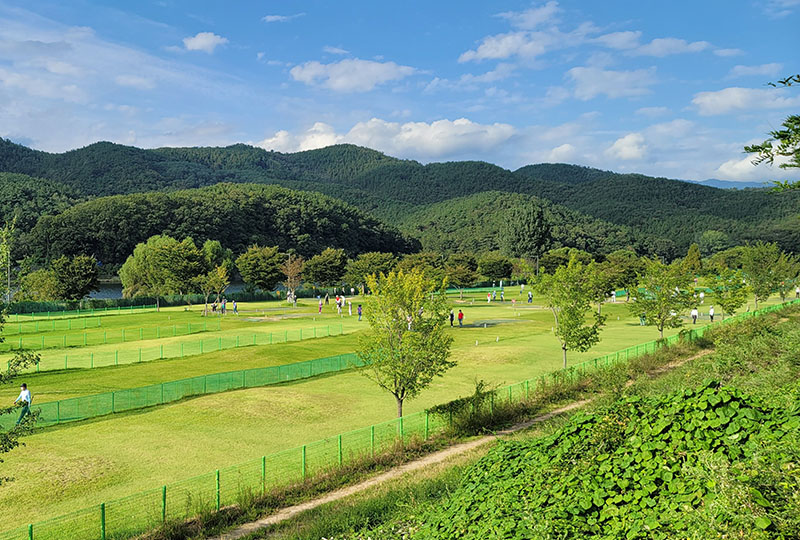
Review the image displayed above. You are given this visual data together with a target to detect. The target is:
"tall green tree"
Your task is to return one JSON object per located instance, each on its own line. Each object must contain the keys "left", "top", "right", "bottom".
{"left": 478, "top": 253, "right": 513, "bottom": 282}
{"left": 539, "top": 247, "right": 593, "bottom": 274}
{"left": 50, "top": 255, "right": 99, "bottom": 301}
{"left": 396, "top": 252, "right": 446, "bottom": 282}
{"left": 773, "top": 252, "right": 799, "bottom": 302}
{"left": 344, "top": 252, "right": 396, "bottom": 292}
{"left": 18, "top": 268, "right": 59, "bottom": 302}
{"left": 587, "top": 261, "right": 616, "bottom": 314}
{"left": 710, "top": 269, "right": 749, "bottom": 320}
{"left": 235, "top": 245, "right": 283, "bottom": 292}
{"left": 537, "top": 257, "right": 606, "bottom": 368}
{"left": 119, "top": 235, "right": 202, "bottom": 309}
{"left": 304, "top": 248, "right": 347, "bottom": 288}
{"left": 682, "top": 243, "right": 703, "bottom": 276}
{"left": 446, "top": 253, "right": 479, "bottom": 299}
{"left": 604, "top": 249, "right": 644, "bottom": 302}
{"left": 201, "top": 239, "right": 233, "bottom": 273}
{"left": 741, "top": 242, "right": 782, "bottom": 309}
{"left": 629, "top": 260, "right": 692, "bottom": 338}
{"left": 500, "top": 204, "right": 552, "bottom": 273}
{"left": 357, "top": 269, "right": 454, "bottom": 417}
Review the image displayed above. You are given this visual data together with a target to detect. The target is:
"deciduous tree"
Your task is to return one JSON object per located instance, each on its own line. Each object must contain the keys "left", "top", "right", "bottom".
{"left": 446, "top": 253, "right": 479, "bottom": 299}
{"left": 710, "top": 269, "right": 749, "bottom": 320}
{"left": 741, "top": 242, "right": 782, "bottom": 309}
{"left": 235, "top": 245, "right": 283, "bottom": 292}
{"left": 50, "top": 255, "right": 99, "bottom": 301}
{"left": 304, "top": 248, "right": 347, "bottom": 288}
{"left": 629, "top": 259, "right": 692, "bottom": 339}
{"left": 281, "top": 254, "right": 305, "bottom": 304}
{"left": 537, "top": 257, "right": 606, "bottom": 368}
{"left": 357, "top": 269, "right": 454, "bottom": 417}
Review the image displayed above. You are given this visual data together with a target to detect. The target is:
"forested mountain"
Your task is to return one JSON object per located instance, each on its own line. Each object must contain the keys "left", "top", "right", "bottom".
{"left": 513, "top": 165, "right": 800, "bottom": 256}
{"left": 0, "top": 172, "right": 79, "bottom": 231}
{"left": 1, "top": 137, "right": 797, "bottom": 262}
{"left": 25, "top": 183, "right": 418, "bottom": 267}
{"left": 394, "top": 191, "right": 654, "bottom": 256}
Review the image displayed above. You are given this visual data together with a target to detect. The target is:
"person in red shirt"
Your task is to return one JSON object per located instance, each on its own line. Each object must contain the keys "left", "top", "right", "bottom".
{"left": 457, "top": 309, "right": 464, "bottom": 327}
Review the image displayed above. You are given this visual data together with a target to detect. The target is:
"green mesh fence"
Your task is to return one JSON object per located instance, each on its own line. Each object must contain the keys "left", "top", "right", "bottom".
{"left": 1, "top": 300, "right": 795, "bottom": 540}
{"left": 9, "top": 304, "right": 158, "bottom": 322}
{"left": 0, "top": 321, "right": 217, "bottom": 353}
{"left": 0, "top": 353, "right": 361, "bottom": 430}
{"left": 10, "top": 323, "right": 345, "bottom": 373}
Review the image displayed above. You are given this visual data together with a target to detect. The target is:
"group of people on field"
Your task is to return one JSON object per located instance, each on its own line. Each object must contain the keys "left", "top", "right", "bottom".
{"left": 318, "top": 293, "right": 362, "bottom": 321}
{"left": 211, "top": 298, "right": 238, "bottom": 315}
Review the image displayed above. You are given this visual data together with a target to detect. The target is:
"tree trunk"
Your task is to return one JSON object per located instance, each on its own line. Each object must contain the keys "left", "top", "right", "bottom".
{"left": 460, "top": 288, "right": 464, "bottom": 300}
{"left": 396, "top": 396, "right": 404, "bottom": 418}
{"left": 203, "top": 293, "right": 210, "bottom": 316}
{"left": 598, "top": 302, "right": 602, "bottom": 314}
{"left": 562, "top": 346, "right": 567, "bottom": 370}
{"left": 659, "top": 326, "right": 664, "bottom": 339}
{"left": 156, "top": 296, "right": 160, "bottom": 312}
{"left": 755, "top": 297, "right": 759, "bottom": 310}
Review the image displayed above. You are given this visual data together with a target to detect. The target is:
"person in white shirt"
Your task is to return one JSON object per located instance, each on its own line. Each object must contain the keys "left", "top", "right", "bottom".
{"left": 13, "top": 383, "right": 32, "bottom": 426}
{"left": 709, "top": 306, "right": 715, "bottom": 323}
{"left": 690, "top": 308, "right": 699, "bottom": 324}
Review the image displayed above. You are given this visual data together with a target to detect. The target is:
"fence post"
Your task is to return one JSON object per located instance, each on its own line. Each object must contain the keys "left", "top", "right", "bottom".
{"left": 139, "top": 348, "right": 142, "bottom": 362}
{"left": 424, "top": 411, "right": 429, "bottom": 440}
{"left": 508, "top": 385, "right": 512, "bottom": 402}
{"left": 56, "top": 401, "right": 60, "bottom": 423}
{"left": 338, "top": 434, "right": 343, "bottom": 466}
{"left": 28, "top": 524, "right": 32, "bottom": 540}
{"left": 100, "top": 503, "right": 106, "bottom": 540}
{"left": 115, "top": 350, "right": 118, "bottom": 366}
{"left": 370, "top": 425, "right": 375, "bottom": 456}
{"left": 162, "top": 485, "right": 167, "bottom": 522}
{"left": 525, "top": 380, "right": 530, "bottom": 400}
{"left": 90, "top": 353, "right": 94, "bottom": 369}
{"left": 160, "top": 345, "right": 164, "bottom": 359}
{"left": 215, "top": 470, "right": 220, "bottom": 511}
{"left": 301, "top": 446, "right": 307, "bottom": 481}
{"left": 261, "top": 456, "right": 266, "bottom": 495}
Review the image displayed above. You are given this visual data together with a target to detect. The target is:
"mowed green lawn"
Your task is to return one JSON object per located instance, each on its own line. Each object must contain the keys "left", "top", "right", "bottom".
{"left": 0, "top": 293, "right": 780, "bottom": 529}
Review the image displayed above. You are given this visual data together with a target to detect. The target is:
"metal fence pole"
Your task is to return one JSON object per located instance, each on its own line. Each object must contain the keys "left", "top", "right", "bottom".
{"left": 301, "top": 446, "right": 307, "bottom": 481}
{"left": 338, "top": 434, "right": 343, "bottom": 466}
{"left": 261, "top": 456, "right": 266, "bottom": 495}
{"left": 215, "top": 470, "right": 220, "bottom": 511}
{"left": 162, "top": 485, "right": 167, "bottom": 521}
{"left": 100, "top": 503, "right": 106, "bottom": 540}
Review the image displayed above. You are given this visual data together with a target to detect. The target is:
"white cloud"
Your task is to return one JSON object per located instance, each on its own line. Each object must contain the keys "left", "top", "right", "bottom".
{"left": 115, "top": 74, "right": 155, "bottom": 90}
{"left": 631, "top": 38, "right": 711, "bottom": 57}
{"left": 715, "top": 151, "right": 795, "bottom": 181}
{"left": 636, "top": 106, "right": 669, "bottom": 117}
{"left": 645, "top": 119, "right": 694, "bottom": 140}
{"left": 547, "top": 143, "right": 576, "bottom": 162}
{"left": 727, "top": 63, "right": 782, "bottom": 78}
{"left": 496, "top": 1, "right": 561, "bottom": 29}
{"left": 764, "top": 0, "right": 800, "bottom": 17}
{"left": 593, "top": 31, "right": 641, "bottom": 50}
{"left": 605, "top": 133, "right": 647, "bottom": 160}
{"left": 262, "top": 13, "right": 305, "bottom": 23}
{"left": 290, "top": 58, "right": 415, "bottom": 92}
{"left": 323, "top": 45, "right": 349, "bottom": 55}
{"left": 714, "top": 48, "right": 744, "bottom": 57}
{"left": 692, "top": 87, "right": 800, "bottom": 115}
{"left": 458, "top": 21, "right": 598, "bottom": 63}
{"left": 254, "top": 117, "right": 515, "bottom": 159}
{"left": 182, "top": 32, "right": 228, "bottom": 53}
{"left": 567, "top": 66, "right": 656, "bottom": 100}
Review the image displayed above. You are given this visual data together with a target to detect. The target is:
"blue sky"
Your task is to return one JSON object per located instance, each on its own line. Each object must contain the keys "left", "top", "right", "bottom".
{"left": 0, "top": 1, "right": 798, "bottom": 182}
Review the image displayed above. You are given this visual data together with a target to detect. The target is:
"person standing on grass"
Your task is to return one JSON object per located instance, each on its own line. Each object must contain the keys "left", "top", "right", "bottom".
{"left": 325, "top": 292, "right": 329, "bottom": 305}
{"left": 691, "top": 307, "right": 698, "bottom": 324}
{"left": 14, "top": 383, "right": 32, "bottom": 426}
{"left": 458, "top": 309, "right": 464, "bottom": 327}
{"left": 699, "top": 291, "right": 705, "bottom": 304}
{"left": 357, "top": 304, "right": 362, "bottom": 321}
{"left": 709, "top": 306, "right": 715, "bottom": 323}
{"left": 796, "top": 286, "right": 799, "bottom": 299}
{"left": 449, "top": 309, "right": 454, "bottom": 327}
{"left": 348, "top": 300, "right": 352, "bottom": 316}
{"left": 318, "top": 298, "right": 323, "bottom": 314}
{"left": 500, "top": 290, "right": 504, "bottom": 302}
{"left": 528, "top": 290, "right": 533, "bottom": 304}
{"left": 232, "top": 300, "right": 238, "bottom": 315}
{"left": 487, "top": 292, "right": 491, "bottom": 303}
{"left": 221, "top": 298, "right": 227, "bottom": 315}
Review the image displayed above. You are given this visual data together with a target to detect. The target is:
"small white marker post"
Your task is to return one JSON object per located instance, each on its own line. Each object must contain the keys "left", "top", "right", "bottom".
{"left": 475, "top": 340, "right": 479, "bottom": 346}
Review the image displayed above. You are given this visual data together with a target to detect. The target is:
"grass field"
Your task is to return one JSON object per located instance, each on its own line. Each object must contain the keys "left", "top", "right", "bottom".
{"left": 0, "top": 291, "right": 780, "bottom": 531}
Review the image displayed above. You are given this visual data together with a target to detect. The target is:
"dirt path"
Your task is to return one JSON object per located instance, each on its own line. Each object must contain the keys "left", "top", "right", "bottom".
{"left": 211, "top": 349, "right": 713, "bottom": 540}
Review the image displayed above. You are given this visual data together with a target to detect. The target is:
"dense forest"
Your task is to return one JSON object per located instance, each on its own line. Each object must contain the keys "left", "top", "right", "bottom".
{"left": 0, "top": 137, "right": 797, "bottom": 263}
{"left": 25, "top": 183, "right": 419, "bottom": 267}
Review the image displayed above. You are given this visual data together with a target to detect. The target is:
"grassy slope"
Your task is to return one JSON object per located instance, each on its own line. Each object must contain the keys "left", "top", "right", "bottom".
{"left": 0, "top": 293, "right": 782, "bottom": 528}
